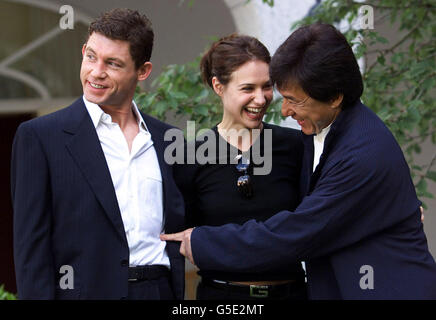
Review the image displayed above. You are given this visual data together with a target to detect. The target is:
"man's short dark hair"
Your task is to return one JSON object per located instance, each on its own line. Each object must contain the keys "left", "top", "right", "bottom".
{"left": 270, "top": 23, "right": 363, "bottom": 108}
{"left": 88, "top": 8, "right": 154, "bottom": 69}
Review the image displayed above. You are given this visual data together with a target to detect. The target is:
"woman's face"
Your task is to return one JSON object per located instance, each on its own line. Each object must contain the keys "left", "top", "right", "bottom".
{"left": 280, "top": 83, "right": 342, "bottom": 135}
{"left": 213, "top": 60, "right": 273, "bottom": 130}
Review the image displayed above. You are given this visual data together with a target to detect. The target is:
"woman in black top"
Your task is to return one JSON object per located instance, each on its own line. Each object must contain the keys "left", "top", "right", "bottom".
{"left": 173, "top": 34, "right": 306, "bottom": 300}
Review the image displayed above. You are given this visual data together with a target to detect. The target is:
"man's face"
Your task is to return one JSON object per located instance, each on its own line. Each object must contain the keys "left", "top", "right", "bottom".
{"left": 80, "top": 32, "right": 150, "bottom": 108}
{"left": 279, "top": 83, "right": 341, "bottom": 135}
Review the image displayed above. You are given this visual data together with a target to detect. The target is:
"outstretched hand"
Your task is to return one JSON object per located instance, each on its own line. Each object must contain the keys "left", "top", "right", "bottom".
{"left": 160, "top": 228, "right": 195, "bottom": 265}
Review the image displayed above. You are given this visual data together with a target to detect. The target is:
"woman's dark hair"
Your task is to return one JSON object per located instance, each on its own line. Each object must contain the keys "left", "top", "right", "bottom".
{"left": 200, "top": 34, "right": 271, "bottom": 88}
{"left": 270, "top": 23, "right": 363, "bottom": 108}
{"left": 87, "top": 8, "right": 154, "bottom": 69}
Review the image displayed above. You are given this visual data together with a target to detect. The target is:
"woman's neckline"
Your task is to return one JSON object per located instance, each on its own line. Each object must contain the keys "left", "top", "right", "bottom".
{"left": 214, "top": 122, "right": 266, "bottom": 153}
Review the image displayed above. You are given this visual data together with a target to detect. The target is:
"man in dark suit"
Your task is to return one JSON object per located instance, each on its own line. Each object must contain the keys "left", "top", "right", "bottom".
{"left": 162, "top": 23, "right": 436, "bottom": 299}
{"left": 11, "top": 8, "right": 185, "bottom": 300}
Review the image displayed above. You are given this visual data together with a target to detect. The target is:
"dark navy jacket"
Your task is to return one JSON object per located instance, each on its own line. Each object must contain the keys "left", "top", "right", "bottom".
{"left": 191, "top": 101, "right": 436, "bottom": 299}
{"left": 11, "top": 97, "right": 185, "bottom": 299}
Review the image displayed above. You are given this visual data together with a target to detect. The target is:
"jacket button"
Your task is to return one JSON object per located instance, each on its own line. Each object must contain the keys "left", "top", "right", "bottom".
{"left": 121, "top": 259, "right": 128, "bottom": 267}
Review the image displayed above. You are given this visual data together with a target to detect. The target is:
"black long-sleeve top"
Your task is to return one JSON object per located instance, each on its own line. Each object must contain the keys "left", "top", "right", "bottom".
{"left": 174, "top": 122, "right": 305, "bottom": 281}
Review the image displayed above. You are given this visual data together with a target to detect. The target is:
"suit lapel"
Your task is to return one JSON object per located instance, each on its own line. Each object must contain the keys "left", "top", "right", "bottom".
{"left": 64, "top": 99, "right": 127, "bottom": 243}
{"left": 308, "top": 106, "right": 351, "bottom": 192}
{"left": 301, "top": 133, "right": 314, "bottom": 196}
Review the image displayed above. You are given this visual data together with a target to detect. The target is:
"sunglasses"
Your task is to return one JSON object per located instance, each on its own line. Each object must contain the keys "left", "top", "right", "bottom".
{"left": 235, "top": 154, "right": 253, "bottom": 198}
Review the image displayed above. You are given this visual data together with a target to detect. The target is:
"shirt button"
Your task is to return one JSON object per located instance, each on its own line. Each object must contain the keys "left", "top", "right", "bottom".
{"left": 121, "top": 259, "right": 128, "bottom": 267}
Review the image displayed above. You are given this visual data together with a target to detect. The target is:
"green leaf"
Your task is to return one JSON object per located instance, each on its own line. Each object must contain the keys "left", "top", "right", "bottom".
{"left": 0, "top": 284, "right": 16, "bottom": 300}
{"left": 264, "top": 112, "right": 273, "bottom": 123}
{"left": 144, "top": 92, "right": 158, "bottom": 107}
{"left": 416, "top": 178, "right": 427, "bottom": 194}
{"left": 195, "top": 89, "right": 210, "bottom": 102}
{"left": 376, "top": 35, "right": 389, "bottom": 44}
{"left": 427, "top": 171, "right": 436, "bottom": 182}
{"left": 153, "top": 101, "right": 168, "bottom": 115}
{"left": 423, "top": 191, "right": 434, "bottom": 199}
{"left": 411, "top": 165, "right": 422, "bottom": 171}
{"left": 169, "top": 91, "right": 189, "bottom": 100}
{"left": 407, "top": 103, "right": 421, "bottom": 124}
{"left": 421, "top": 77, "right": 435, "bottom": 91}
{"left": 195, "top": 105, "right": 210, "bottom": 116}
{"left": 261, "top": 0, "right": 274, "bottom": 6}
{"left": 377, "top": 54, "right": 386, "bottom": 66}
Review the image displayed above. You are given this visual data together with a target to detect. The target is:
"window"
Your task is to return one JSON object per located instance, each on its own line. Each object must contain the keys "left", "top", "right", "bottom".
{"left": 0, "top": 0, "right": 89, "bottom": 101}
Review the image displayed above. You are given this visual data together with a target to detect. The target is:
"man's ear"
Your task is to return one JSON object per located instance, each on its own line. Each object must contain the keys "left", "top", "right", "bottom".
{"left": 137, "top": 62, "right": 153, "bottom": 81}
{"left": 212, "top": 76, "right": 224, "bottom": 96}
{"left": 81, "top": 43, "right": 87, "bottom": 56}
{"left": 331, "top": 93, "right": 344, "bottom": 109}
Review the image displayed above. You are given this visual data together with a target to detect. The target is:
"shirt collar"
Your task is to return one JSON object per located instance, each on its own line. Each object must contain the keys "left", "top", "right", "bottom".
{"left": 314, "top": 122, "right": 332, "bottom": 143}
{"left": 83, "top": 96, "right": 148, "bottom": 132}
{"left": 131, "top": 100, "right": 148, "bottom": 132}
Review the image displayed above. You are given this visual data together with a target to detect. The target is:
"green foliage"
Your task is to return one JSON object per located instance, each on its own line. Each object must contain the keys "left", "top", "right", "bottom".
{"left": 0, "top": 285, "right": 17, "bottom": 300}
{"left": 135, "top": 57, "right": 284, "bottom": 133}
{"left": 294, "top": 0, "right": 436, "bottom": 203}
{"left": 135, "top": 57, "right": 221, "bottom": 132}
{"left": 258, "top": 0, "right": 274, "bottom": 6}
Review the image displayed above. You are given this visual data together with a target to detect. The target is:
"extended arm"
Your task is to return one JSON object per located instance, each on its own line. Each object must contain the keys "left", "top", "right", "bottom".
{"left": 189, "top": 153, "right": 420, "bottom": 273}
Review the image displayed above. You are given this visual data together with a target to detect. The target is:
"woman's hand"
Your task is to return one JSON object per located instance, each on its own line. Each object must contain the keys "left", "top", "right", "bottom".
{"left": 160, "top": 228, "right": 195, "bottom": 265}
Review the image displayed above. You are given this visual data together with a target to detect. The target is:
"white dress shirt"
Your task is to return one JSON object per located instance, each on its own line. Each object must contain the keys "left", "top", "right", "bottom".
{"left": 313, "top": 123, "right": 332, "bottom": 173}
{"left": 83, "top": 96, "right": 170, "bottom": 268}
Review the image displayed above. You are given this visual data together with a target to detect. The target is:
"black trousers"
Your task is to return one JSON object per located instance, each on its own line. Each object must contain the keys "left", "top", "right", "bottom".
{"left": 196, "top": 278, "right": 308, "bottom": 300}
{"left": 127, "top": 276, "right": 175, "bottom": 300}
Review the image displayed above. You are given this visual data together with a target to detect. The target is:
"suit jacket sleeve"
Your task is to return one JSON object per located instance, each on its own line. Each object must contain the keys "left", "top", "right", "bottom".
{"left": 191, "top": 149, "right": 420, "bottom": 273}
{"left": 11, "top": 123, "right": 56, "bottom": 299}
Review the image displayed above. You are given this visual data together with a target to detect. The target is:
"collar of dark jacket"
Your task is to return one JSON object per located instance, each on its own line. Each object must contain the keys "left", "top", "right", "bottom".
{"left": 301, "top": 100, "right": 361, "bottom": 151}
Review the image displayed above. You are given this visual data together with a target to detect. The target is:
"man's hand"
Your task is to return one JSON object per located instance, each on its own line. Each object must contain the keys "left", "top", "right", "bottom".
{"left": 160, "top": 228, "right": 195, "bottom": 265}
{"left": 421, "top": 206, "right": 424, "bottom": 222}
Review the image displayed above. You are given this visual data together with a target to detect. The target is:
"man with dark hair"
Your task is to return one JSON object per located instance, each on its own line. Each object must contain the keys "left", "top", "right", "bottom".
{"left": 11, "top": 8, "right": 185, "bottom": 300}
{"left": 162, "top": 23, "right": 436, "bottom": 299}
